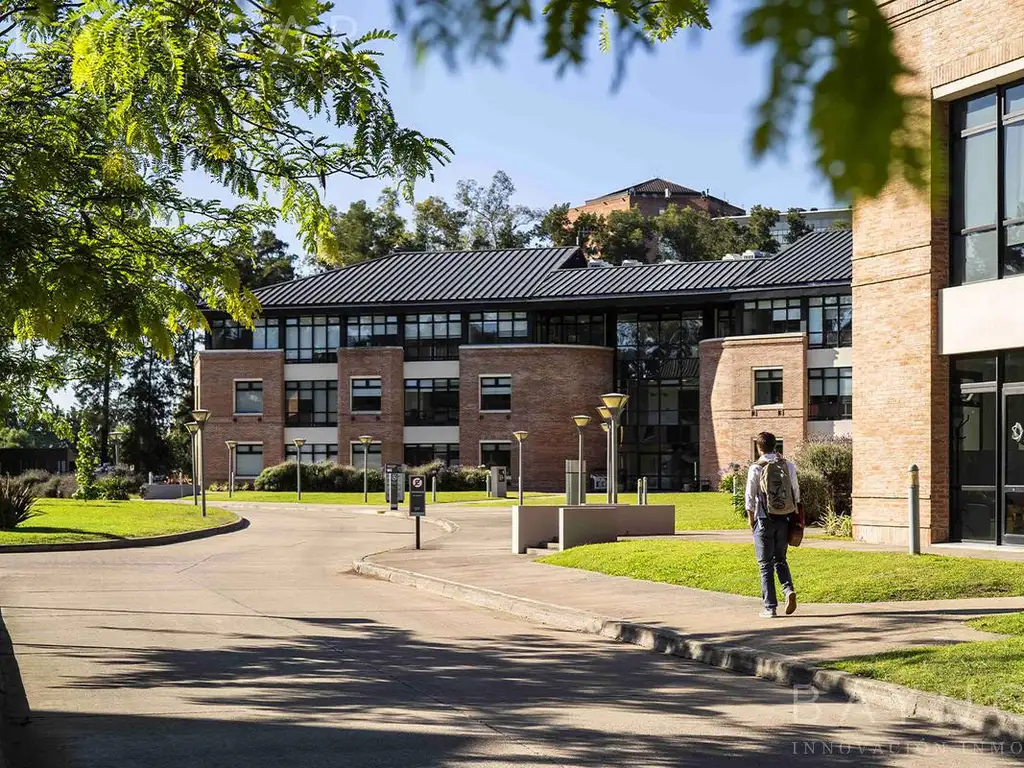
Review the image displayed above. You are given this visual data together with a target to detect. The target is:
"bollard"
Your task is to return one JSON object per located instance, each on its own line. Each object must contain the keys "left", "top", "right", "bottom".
{"left": 637, "top": 478, "right": 643, "bottom": 505}
{"left": 642, "top": 477, "right": 648, "bottom": 505}
{"left": 431, "top": 475, "right": 437, "bottom": 502}
{"left": 908, "top": 464, "right": 920, "bottom": 555}
{"left": 485, "top": 472, "right": 491, "bottom": 498}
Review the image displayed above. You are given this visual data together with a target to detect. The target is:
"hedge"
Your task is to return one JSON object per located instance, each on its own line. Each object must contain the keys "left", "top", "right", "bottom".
{"left": 254, "top": 460, "right": 490, "bottom": 493}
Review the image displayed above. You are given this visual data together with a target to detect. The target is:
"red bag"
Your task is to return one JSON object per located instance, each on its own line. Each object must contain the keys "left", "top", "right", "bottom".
{"left": 788, "top": 502, "right": 806, "bottom": 547}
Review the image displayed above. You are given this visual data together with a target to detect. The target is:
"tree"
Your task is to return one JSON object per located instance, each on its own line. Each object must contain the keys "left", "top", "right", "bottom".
{"left": 829, "top": 219, "right": 853, "bottom": 230}
{"left": 655, "top": 205, "right": 715, "bottom": 262}
{"left": 455, "top": 171, "right": 540, "bottom": 249}
{"left": 1, "top": 1, "right": 451, "bottom": 416}
{"left": 115, "top": 349, "right": 174, "bottom": 474}
{"left": 742, "top": 205, "right": 781, "bottom": 254}
{"left": 325, "top": 188, "right": 411, "bottom": 268}
{"left": 235, "top": 231, "right": 298, "bottom": 290}
{"left": 394, "top": 0, "right": 923, "bottom": 200}
{"left": 595, "top": 207, "right": 656, "bottom": 264}
{"left": 536, "top": 205, "right": 606, "bottom": 254}
{"left": 73, "top": 422, "right": 99, "bottom": 500}
{"left": 408, "top": 196, "right": 468, "bottom": 251}
{"left": 785, "top": 208, "right": 814, "bottom": 245}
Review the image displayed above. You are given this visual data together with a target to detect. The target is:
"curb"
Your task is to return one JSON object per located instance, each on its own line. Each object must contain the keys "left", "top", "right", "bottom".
{"left": 353, "top": 559, "right": 1024, "bottom": 742}
{"left": 0, "top": 516, "right": 249, "bottom": 554}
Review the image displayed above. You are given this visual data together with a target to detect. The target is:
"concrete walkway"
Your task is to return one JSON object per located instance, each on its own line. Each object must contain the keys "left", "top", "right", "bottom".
{"left": 368, "top": 504, "right": 1024, "bottom": 663}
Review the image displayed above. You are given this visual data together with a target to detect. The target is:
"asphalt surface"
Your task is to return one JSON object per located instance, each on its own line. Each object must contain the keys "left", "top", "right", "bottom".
{"left": 1, "top": 503, "right": 1021, "bottom": 767}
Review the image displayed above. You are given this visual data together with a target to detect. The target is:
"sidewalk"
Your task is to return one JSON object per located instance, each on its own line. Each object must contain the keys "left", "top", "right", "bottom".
{"left": 365, "top": 504, "right": 1024, "bottom": 663}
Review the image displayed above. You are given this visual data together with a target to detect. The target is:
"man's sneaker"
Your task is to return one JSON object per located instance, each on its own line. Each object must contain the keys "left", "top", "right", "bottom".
{"left": 784, "top": 591, "right": 797, "bottom": 615}
{"left": 759, "top": 608, "right": 777, "bottom": 618}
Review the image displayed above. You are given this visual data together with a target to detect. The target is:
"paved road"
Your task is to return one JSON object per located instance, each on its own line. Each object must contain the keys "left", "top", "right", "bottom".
{"left": 0, "top": 504, "right": 1019, "bottom": 767}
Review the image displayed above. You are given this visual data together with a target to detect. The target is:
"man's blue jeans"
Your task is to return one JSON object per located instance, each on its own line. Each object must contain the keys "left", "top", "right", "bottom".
{"left": 753, "top": 515, "right": 794, "bottom": 610}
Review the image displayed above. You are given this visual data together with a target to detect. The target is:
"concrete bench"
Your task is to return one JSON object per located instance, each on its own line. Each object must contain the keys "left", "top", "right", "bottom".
{"left": 512, "top": 503, "right": 675, "bottom": 553}
{"left": 511, "top": 506, "right": 559, "bottom": 554}
{"left": 142, "top": 484, "right": 198, "bottom": 500}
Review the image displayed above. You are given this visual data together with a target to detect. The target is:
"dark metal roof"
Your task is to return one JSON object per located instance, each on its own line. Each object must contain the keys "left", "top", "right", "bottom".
{"left": 253, "top": 247, "right": 585, "bottom": 308}
{"left": 588, "top": 177, "right": 700, "bottom": 202}
{"left": 250, "top": 231, "right": 851, "bottom": 311}
{"left": 533, "top": 230, "right": 852, "bottom": 299}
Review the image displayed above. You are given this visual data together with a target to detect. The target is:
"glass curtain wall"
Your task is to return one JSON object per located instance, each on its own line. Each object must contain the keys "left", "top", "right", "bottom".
{"left": 616, "top": 311, "right": 703, "bottom": 491}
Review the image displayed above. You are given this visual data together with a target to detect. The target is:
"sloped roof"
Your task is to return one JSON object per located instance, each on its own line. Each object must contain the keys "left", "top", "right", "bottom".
{"left": 588, "top": 177, "right": 700, "bottom": 202}
{"left": 249, "top": 231, "right": 852, "bottom": 311}
{"left": 253, "top": 247, "right": 585, "bottom": 308}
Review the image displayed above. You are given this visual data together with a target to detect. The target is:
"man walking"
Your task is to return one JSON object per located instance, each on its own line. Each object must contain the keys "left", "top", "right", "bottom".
{"left": 745, "top": 432, "right": 799, "bottom": 618}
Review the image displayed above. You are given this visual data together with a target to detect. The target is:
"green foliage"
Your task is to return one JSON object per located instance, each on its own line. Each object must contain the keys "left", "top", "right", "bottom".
{"left": 408, "top": 196, "right": 468, "bottom": 251}
{"left": 0, "top": 477, "right": 39, "bottom": 530}
{"left": 796, "top": 468, "right": 829, "bottom": 525}
{"left": 73, "top": 422, "right": 99, "bottom": 500}
{"left": 94, "top": 475, "right": 133, "bottom": 501}
{"left": 254, "top": 461, "right": 386, "bottom": 493}
{"left": 594, "top": 207, "right": 656, "bottom": 264}
{"left": 406, "top": 461, "right": 489, "bottom": 491}
{"left": 656, "top": 205, "right": 715, "bottom": 262}
{"left": 11, "top": 470, "right": 74, "bottom": 498}
{"left": 819, "top": 506, "right": 854, "bottom": 538}
{"left": 742, "top": 204, "right": 780, "bottom": 254}
{"left": 784, "top": 208, "right": 813, "bottom": 245}
{"left": 795, "top": 438, "right": 853, "bottom": 517}
{"left": 325, "top": 189, "right": 412, "bottom": 268}
{"left": 456, "top": 171, "right": 540, "bottom": 249}
{"left": 829, "top": 219, "right": 853, "bottom": 231}
{"left": 536, "top": 205, "right": 607, "bottom": 254}
{"left": 234, "top": 231, "right": 297, "bottom": 290}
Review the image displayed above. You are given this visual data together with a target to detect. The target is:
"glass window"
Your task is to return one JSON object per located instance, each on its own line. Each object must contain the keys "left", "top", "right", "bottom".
{"left": 752, "top": 438, "right": 785, "bottom": 461}
{"left": 616, "top": 311, "right": 702, "bottom": 361}
{"left": 535, "top": 313, "right": 606, "bottom": 346}
{"left": 741, "top": 299, "right": 802, "bottom": 336}
{"left": 467, "top": 312, "right": 529, "bottom": 344}
{"left": 1005, "top": 350, "right": 1024, "bottom": 382}
{"left": 479, "top": 376, "right": 512, "bottom": 411}
{"left": 808, "top": 368, "right": 853, "bottom": 420}
{"left": 209, "top": 318, "right": 249, "bottom": 350}
{"left": 404, "top": 313, "right": 461, "bottom": 360}
{"left": 286, "top": 443, "right": 339, "bottom": 464}
{"left": 347, "top": 315, "right": 399, "bottom": 348}
{"left": 807, "top": 295, "right": 852, "bottom": 347}
{"left": 350, "top": 442, "right": 382, "bottom": 469}
{"left": 404, "top": 379, "right": 459, "bottom": 425}
{"left": 253, "top": 318, "right": 280, "bottom": 350}
{"left": 954, "top": 356, "right": 998, "bottom": 384}
{"left": 951, "top": 80, "right": 1024, "bottom": 285}
{"left": 351, "top": 377, "right": 382, "bottom": 413}
{"left": 404, "top": 444, "right": 460, "bottom": 467}
{"left": 234, "top": 381, "right": 263, "bottom": 414}
{"left": 480, "top": 442, "right": 511, "bottom": 469}
{"left": 235, "top": 444, "right": 264, "bottom": 477}
{"left": 285, "top": 381, "right": 338, "bottom": 426}
{"left": 754, "top": 369, "right": 783, "bottom": 406}
{"left": 284, "top": 316, "right": 342, "bottom": 362}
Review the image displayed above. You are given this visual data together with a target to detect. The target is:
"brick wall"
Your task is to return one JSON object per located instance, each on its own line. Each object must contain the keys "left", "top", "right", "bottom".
{"left": 338, "top": 347, "right": 404, "bottom": 466}
{"left": 459, "top": 345, "right": 615, "bottom": 491}
{"left": 194, "top": 350, "right": 285, "bottom": 484}
{"left": 852, "top": 0, "right": 1024, "bottom": 544}
{"left": 699, "top": 333, "right": 807, "bottom": 481}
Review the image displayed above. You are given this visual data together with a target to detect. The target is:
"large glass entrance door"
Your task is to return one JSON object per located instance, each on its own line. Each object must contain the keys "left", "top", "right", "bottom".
{"left": 953, "top": 386, "right": 998, "bottom": 542}
{"left": 1003, "top": 388, "right": 1024, "bottom": 545}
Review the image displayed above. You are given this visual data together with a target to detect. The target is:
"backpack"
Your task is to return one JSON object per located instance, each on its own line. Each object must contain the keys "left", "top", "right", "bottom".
{"left": 758, "top": 456, "right": 797, "bottom": 515}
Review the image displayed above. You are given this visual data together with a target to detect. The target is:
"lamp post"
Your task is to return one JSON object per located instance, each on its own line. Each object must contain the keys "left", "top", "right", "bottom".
{"left": 184, "top": 422, "right": 199, "bottom": 506}
{"left": 600, "top": 393, "right": 629, "bottom": 504}
{"left": 359, "top": 435, "right": 373, "bottom": 503}
{"left": 512, "top": 430, "right": 529, "bottom": 505}
{"left": 190, "top": 409, "right": 211, "bottom": 517}
{"left": 572, "top": 415, "right": 591, "bottom": 505}
{"left": 597, "top": 405, "right": 613, "bottom": 503}
{"left": 293, "top": 437, "right": 306, "bottom": 501}
{"left": 110, "top": 429, "right": 125, "bottom": 468}
{"left": 225, "top": 440, "right": 237, "bottom": 499}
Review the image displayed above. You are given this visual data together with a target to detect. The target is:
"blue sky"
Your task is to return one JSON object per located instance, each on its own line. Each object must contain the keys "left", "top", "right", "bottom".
{"left": 184, "top": 0, "right": 838, "bottom": 258}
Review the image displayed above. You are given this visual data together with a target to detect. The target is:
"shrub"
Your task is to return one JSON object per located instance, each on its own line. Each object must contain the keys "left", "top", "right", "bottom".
{"left": 795, "top": 437, "right": 852, "bottom": 517}
{"left": 796, "top": 468, "right": 829, "bottom": 525}
{"left": 94, "top": 475, "right": 133, "bottom": 501}
{"left": 254, "top": 461, "right": 385, "bottom": 493}
{"left": 717, "top": 463, "right": 748, "bottom": 494}
{"left": 15, "top": 470, "right": 61, "bottom": 497}
{"left": 74, "top": 422, "right": 99, "bottom": 500}
{"left": 57, "top": 474, "right": 78, "bottom": 498}
{"left": 820, "top": 506, "right": 854, "bottom": 538}
{"left": 0, "top": 477, "right": 38, "bottom": 530}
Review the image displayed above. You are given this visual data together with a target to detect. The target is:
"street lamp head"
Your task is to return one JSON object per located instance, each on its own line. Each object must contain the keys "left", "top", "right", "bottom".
{"left": 292, "top": 438, "right": 306, "bottom": 448}
{"left": 600, "top": 393, "right": 629, "bottom": 417}
{"left": 596, "top": 405, "right": 612, "bottom": 422}
{"left": 600, "top": 422, "right": 610, "bottom": 433}
{"left": 225, "top": 440, "right": 238, "bottom": 449}
{"left": 358, "top": 435, "right": 373, "bottom": 445}
{"left": 184, "top": 422, "right": 199, "bottom": 436}
{"left": 191, "top": 408, "right": 211, "bottom": 425}
{"left": 572, "top": 415, "right": 591, "bottom": 429}
{"left": 512, "top": 430, "right": 529, "bottom": 443}
{"left": 110, "top": 429, "right": 125, "bottom": 441}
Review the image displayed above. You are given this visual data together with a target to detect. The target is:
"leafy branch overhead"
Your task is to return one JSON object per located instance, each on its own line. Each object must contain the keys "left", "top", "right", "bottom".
{"left": 394, "top": 0, "right": 924, "bottom": 200}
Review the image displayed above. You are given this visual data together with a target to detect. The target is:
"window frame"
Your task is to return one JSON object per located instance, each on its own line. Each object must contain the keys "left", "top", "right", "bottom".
{"left": 347, "top": 314, "right": 400, "bottom": 348}
{"left": 350, "top": 376, "right": 383, "bottom": 415}
{"left": 234, "top": 442, "right": 264, "bottom": 478}
{"left": 404, "top": 378, "right": 460, "bottom": 425}
{"left": 753, "top": 368, "right": 784, "bottom": 407}
{"left": 535, "top": 313, "right": 607, "bottom": 346}
{"left": 467, "top": 311, "right": 529, "bottom": 344}
{"left": 284, "top": 315, "right": 342, "bottom": 363}
{"left": 285, "top": 443, "right": 339, "bottom": 464}
{"left": 807, "top": 367, "right": 853, "bottom": 421}
{"left": 752, "top": 438, "right": 785, "bottom": 461}
{"left": 479, "top": 440, "right": 512, "bottom": 468}
{"left": 350, "top": 441, "right": 382, "bottom": 468}
{"left": 740, "top": 298, "right": 802, "bottom": 336}
{"left": 479, "top": 374, "right": 512, "bottom": 413}
{"left": 807, "top": 295, "right": 853, "bottom": 348}
{"left": 285, "top": 380, "right": 338, "bottom": 427}
{"left": 404, "top": 443, "right": 461, "bottom": 467}
{"left": 404, "top": 313, "right": 462, "bottom": 360}
{"left": 233, "top": 379, "right": 264, "bottom": 415}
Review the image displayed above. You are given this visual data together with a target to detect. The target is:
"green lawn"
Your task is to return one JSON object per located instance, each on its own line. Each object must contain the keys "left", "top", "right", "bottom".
{"left": 203, "top": 490, "right": 520, "bottom": 505}
{"left": 538, "top": 539, "right": 1024, "bottom": 602}
{"left": 526, "top": 491, "right": 746, "bottom": 531}
{"left": 825, "top": 612, "right": 1024, "bottom": 714}
{"left": 0, "top": 499, "right": 237, "bottom": 546}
